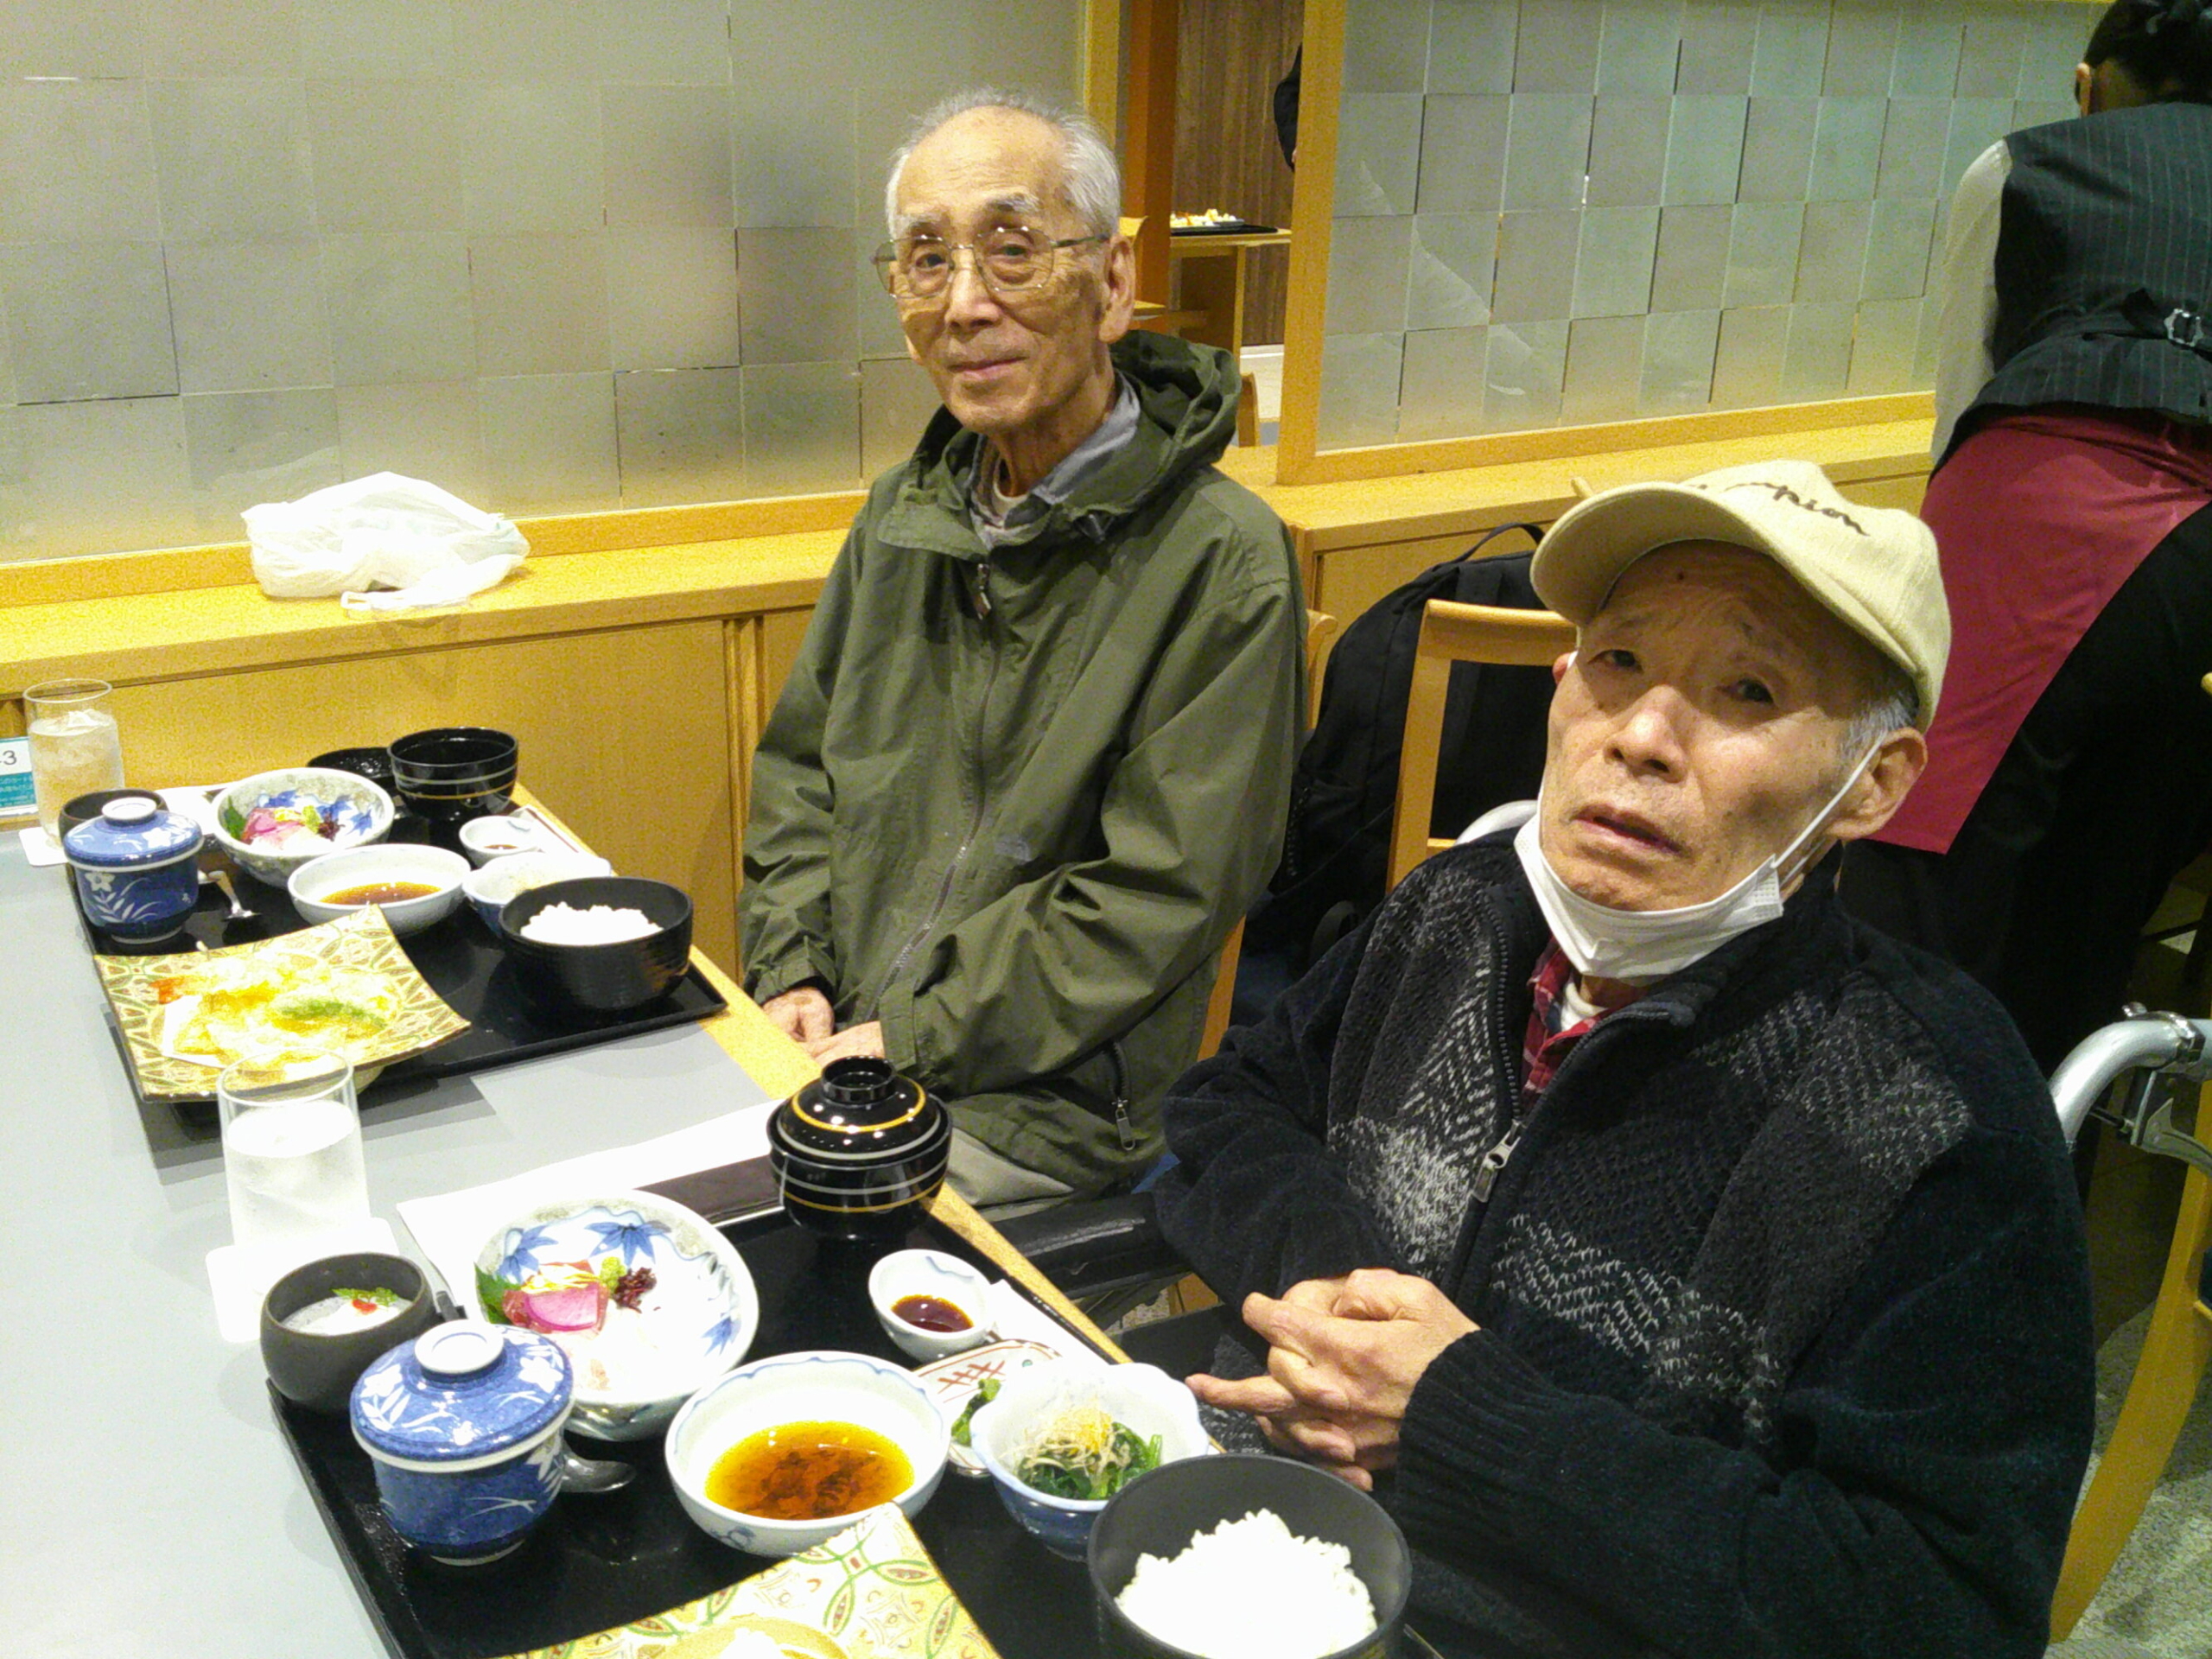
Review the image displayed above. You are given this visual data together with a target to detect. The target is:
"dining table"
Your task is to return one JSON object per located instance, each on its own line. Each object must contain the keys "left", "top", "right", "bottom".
{"left": 0, "top": 797, "right": 1130, "bottom": 1659}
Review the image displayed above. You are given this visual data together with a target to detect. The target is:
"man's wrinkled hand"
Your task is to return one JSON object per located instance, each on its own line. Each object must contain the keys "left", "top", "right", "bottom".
{"left": 807, "top": 1020, "right": 887, "bottom": 1064}
{"left": 1189, "top": 1268, "right": 1478, "bottom": 1491}
{"left": 761, "top": 986, "right": 835, "bottom": 1045}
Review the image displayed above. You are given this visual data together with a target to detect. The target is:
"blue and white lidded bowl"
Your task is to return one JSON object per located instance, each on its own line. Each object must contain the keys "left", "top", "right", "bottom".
{"left": 62, "top": 797, "right": 204, "bottom": 942}
{"left": 350, "top": 1323, "right": 575, "bottom": 1565}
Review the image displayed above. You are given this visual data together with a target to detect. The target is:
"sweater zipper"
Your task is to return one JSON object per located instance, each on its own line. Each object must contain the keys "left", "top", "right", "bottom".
{"left": 880, "top": 560, "right": 998, "bottom": 995}
{"left": 1471, "top": 1120, "right": 1524, "bottom": 1203}
{"left": 1441, "top": 894, "right": 1530, "bottom": 1287}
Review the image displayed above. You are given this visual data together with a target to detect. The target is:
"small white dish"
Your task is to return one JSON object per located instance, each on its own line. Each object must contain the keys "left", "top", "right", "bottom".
{"left": 459, "top": 814, "right": 542, "bottom": 866}
{"left": 461, "top": 851, "right": 613, "bottom": 929}
{"left": 289, "top": 843, "right": 470, "bottom": 936}
{"left": 664, "top": 1350, "right": 949, "bottom": 1558}
{"left": 868, "top": 1249, "right": 995, "bottom": 1362}
{"left": 969, "top": 1360, "right": 1211, "bottom": 1559}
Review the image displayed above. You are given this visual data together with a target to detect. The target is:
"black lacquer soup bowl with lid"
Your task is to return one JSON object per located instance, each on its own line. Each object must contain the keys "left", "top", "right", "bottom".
{"left": 767, "top": 1057, "right": 951, "bottom": 1243}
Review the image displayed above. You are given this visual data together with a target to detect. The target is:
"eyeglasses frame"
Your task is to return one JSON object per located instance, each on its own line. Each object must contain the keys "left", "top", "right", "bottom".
{"left": 872, "top": 228, "right": 1113, "bottom": 304}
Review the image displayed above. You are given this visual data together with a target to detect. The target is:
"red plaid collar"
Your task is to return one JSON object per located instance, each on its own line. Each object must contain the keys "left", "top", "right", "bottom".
{"left": 1522, "top": 941, "right": 1601, "bottom": 1102}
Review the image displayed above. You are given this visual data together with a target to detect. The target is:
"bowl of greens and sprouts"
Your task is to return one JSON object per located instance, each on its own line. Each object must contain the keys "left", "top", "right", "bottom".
{"left": 969, "top": 1360, "right": 1212, "bottom": 1558}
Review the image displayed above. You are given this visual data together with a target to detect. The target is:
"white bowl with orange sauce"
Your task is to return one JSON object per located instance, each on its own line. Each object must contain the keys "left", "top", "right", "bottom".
{"left": 664, "top": 1350, "right": 949, "bottom": 1557}
{"left": 289, "top": 842, "right": 471, "bottom": 936}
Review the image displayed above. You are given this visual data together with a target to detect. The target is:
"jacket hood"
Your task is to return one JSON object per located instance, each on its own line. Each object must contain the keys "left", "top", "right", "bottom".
{"left": 887, "top": 331, "right": 1243, "bottom": 556}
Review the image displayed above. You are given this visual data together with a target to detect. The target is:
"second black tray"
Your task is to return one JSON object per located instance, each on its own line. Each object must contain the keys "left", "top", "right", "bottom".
{"left": 74, "top": 830, "right": 726, "bottom": 1112}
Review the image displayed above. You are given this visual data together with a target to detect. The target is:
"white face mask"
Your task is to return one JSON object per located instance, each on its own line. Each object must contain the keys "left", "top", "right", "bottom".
{"left": 1512, "top": 744, "right": 1879, "bottom": 985}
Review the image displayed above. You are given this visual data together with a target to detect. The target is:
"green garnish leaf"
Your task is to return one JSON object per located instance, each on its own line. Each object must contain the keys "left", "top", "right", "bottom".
{"left": 949, "top": 1376, "right": 1001, "bottom": 1446}
{"left": 476, "top": 1268, "right": 518, "bottom": 1323}
{"left": 331, "top": 1286, "right": 400, "bottom": 1306}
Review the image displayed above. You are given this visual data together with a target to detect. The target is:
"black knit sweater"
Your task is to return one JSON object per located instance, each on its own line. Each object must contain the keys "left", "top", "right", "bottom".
{"left": 1155, "top": 840, "right": 2094, "bottom": 1658}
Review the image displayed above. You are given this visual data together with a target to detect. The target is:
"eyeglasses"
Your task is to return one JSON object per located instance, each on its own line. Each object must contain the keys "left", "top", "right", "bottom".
{"left": 873, "top": 227, "right": 1109, "bottom": 302}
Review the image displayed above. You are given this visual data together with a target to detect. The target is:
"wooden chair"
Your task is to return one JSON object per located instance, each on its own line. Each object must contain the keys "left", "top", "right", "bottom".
{"left": 1196, "top": 608, "right": 1338, "bottom": 1060}
{"left": 2047, "top": 670, "right": 2212, "bottom": 1631}
{"left": 2051, "top": 1138, "right": 2212, "bottom": 1634}
{"left": 1387, "top": 598, "right": 1577, "bottom": 891}
{"left": 1237, "top": 372, "right": 1260, "bottom": 448}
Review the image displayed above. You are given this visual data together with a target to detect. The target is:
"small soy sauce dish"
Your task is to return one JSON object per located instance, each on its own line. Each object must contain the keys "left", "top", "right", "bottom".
{"left": 867, "top": 1248, "right": 995, "bottom": 1362}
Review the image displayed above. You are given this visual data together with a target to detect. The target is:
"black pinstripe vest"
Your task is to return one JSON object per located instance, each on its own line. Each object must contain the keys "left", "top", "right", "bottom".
{"left": 1962, "top": 101, "right": 2212, "bottom": 458}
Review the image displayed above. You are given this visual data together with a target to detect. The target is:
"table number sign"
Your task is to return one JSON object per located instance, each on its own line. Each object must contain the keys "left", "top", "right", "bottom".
{"left": 0, "top": 736, "right": 32, "bottom": 818}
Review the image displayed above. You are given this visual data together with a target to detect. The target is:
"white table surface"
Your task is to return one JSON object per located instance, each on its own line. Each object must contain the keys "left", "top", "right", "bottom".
{"left": 0, "top": 842, "right": 774, "bottom": 1658}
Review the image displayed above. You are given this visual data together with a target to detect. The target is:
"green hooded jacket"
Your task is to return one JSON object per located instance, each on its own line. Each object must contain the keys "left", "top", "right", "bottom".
{"left": 739, "top": 333, "right": 1303, "bottom": 1194}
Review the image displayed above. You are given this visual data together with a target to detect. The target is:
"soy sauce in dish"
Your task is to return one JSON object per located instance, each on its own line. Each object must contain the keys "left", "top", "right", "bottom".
{"left": 320, "top": 881, "right": 440, "bottom": 906}
{"left": 705, "top": 1421, "right": 913, "bottom": 1520}
{"left": 891, "top": 1294, "right": 973, "bottom": 1332}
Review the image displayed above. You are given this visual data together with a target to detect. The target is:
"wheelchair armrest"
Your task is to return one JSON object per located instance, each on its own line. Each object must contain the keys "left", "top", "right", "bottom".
{"left": 995, "top": 1191, "right": 1190, "bottom": 1297}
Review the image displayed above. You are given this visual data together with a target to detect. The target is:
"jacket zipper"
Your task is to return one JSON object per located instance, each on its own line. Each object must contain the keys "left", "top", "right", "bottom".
{"left": 1106, "top": 1039, "right": 1135, "bottom": 1151}
{"left": 880, "top": 558, "right": 998, "bottom": 996}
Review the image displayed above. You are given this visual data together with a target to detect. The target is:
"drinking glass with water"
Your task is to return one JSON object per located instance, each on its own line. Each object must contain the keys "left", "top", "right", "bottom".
{"left": 26, "top": 677, "right": 124, "bottom": 839}
{"left": 218, "top": 1048, "right": 371, "bottom": 1252}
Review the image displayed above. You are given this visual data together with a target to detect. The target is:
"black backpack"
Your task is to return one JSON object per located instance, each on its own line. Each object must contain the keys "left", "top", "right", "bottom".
{"left": 1249, "top": 526, "right": 1559, "bottom": 966}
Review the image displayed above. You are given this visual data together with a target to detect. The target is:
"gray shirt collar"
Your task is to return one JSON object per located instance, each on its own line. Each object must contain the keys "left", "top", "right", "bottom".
{"left": 969, "top": 376, "right": 1141, "bottom": 548}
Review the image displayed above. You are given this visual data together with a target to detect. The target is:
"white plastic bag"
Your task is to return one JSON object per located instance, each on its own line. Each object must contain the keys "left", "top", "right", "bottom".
{"left": 244, "top": 473, "right": 528, "bottom": 608}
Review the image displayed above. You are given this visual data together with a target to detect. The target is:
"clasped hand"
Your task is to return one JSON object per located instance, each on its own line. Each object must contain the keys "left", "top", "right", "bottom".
{"left": 1188, "top": 1268, "right": 1476, "bottom": 1491}
{"left": 760, "top": 986, "right": 886, "bottom": 1065}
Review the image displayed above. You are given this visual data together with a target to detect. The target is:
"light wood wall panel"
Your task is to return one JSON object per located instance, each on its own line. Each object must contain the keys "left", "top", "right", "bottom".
{"left": 101, "top": 622, "right": 741, "bottom": 971}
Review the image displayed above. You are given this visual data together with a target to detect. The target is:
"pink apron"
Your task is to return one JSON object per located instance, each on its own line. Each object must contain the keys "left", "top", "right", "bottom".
{"left": 1877, "top": 408, "right": 2212, "bottom": 855}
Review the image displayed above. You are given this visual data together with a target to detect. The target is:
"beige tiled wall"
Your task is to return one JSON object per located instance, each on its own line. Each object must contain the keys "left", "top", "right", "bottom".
{"left": 0, "top": 0, "right": 1079, "bottom": 562}
{"left": 1320, "top": 0, "right": 2094, "bottom": 449}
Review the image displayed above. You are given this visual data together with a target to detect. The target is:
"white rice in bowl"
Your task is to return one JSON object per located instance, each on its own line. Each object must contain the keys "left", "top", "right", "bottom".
{"left": 1115, "top": 1508, "right": 1376, "bottom": 1659}
{"left": 519, "top": 901, "right": 658, "bottom": 945}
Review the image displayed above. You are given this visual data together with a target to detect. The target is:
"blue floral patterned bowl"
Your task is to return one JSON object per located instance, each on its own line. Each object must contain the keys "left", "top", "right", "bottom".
{"left": 212, "top": 767, "right": 394, "bottom": 887}
{"left": 351, "top": 1323, "right": 575, "bottom": 1564}
{"left": 63, "top": 797, "right": 204, "bottom": 942}
{"left": 470, "top": 1190, "right": 758, "bottom": 1442}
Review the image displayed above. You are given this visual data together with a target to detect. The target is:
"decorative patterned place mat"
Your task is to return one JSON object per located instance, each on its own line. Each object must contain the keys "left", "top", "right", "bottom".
{"left": 92, "top": 906, "right": 468, "bottom": 1100}
{"left": 499, "top": 1504, "right": 1001, "bottom": 1659}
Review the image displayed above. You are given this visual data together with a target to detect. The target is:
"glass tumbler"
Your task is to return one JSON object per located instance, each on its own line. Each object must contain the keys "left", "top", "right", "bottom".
{"left": 26, "top": 678, "right": 125, "bottom": 839}
{"left": 219, "top": 1048, "right": 372, "bottom": 1252}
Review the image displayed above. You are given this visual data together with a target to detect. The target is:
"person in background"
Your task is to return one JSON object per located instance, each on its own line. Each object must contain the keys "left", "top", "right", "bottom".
{"left": 1156, "top": 461, "right": 2094, "bottom": 1657}
{"left": 1840, "top": 0, "right": 2212, "bottom": 1077}
{"left": 739, "top": 89, "right": 1304, "bottom": 1211}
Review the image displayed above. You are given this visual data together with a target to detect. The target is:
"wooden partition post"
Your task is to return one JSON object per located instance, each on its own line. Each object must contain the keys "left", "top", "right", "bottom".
{"left": 1122, "top": 0, "right": 1179, "bottom": 305}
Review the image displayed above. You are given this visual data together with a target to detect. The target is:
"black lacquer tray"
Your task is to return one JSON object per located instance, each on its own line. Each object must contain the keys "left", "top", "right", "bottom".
{"left": 1168, "top": 219, "right": 1278, "bottom": 235}
{"left": 72, "top": 814, "right": 725, "bottom": 1114}
{"left": 276, "top": 1201, "right": 1111, "bottom": 1659}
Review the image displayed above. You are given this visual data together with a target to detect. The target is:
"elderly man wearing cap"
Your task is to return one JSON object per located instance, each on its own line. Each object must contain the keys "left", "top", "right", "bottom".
{"left": 1153, "top": 461, "right": 2094, "bottom": 1657}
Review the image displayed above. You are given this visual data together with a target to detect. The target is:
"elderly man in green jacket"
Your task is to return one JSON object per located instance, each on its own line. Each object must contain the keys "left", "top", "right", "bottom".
{"left": 738, "top": 88, "right": 1304, "bottom": 1209}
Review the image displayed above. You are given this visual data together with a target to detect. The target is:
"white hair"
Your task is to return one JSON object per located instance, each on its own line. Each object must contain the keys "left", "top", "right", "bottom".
{"left": 884, "top": 87, "right": 1122, "bottom": 240}
{"left": 1839, "top": 664, "right": 1920, "bottom": 772}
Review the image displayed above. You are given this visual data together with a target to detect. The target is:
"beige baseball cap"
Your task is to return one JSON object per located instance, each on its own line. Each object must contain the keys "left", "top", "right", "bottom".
{"left": 1529, "top": 459, "right": 1948, "bottom": 726}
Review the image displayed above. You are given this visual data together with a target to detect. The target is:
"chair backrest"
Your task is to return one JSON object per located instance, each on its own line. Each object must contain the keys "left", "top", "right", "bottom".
{"left": 1389, "top": 598, "right": 1576, "bottom": 889}
{"left": 1197, "top": 608, "right": 1338, "bottom": 1061}
{"left": 1302, "top": 607, "right": 1341, "bottom": 728}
